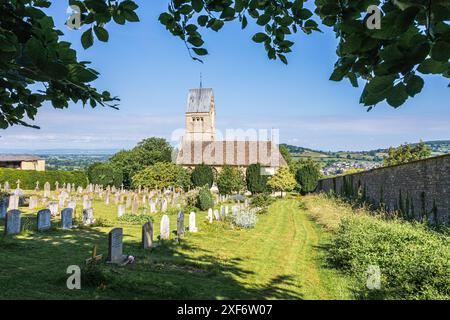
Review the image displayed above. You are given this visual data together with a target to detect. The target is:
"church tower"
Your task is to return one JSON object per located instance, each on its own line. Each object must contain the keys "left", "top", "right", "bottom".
{"left": 185, "top": 88, "right": 216, "bottom": 141}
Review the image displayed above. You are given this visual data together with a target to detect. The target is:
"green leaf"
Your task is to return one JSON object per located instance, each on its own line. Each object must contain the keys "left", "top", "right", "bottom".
{"left": 159, "top": 13, "right": 172, "bottom": 25}
{"left": 192, "top": 48, "right": 208, "bottom": 56}
{"left": 241, "top": 15, "right": 248, "bottom": 29}
{"left": 124, "top": 10, "right": 139, "bottom": 22}
{"left": 387, "top": 83, "right": 408, "bottom": 107}
{"left": 191, "top": 0, "right": 203, "bottom": 13}
{"left": 405, "top": 75, "right": 424, "bottom": 97}
{"left": 187, "top": 36, "right": 204, "bottom": 47}
{"left": 252, "top": 33, "right": 269, "bottom": 43}
{"left": 366, "top": 75, "right": 397, "bottom": 94}
{"left": 417, "top": 59, "right": 449, "bottom": 74}
{"left": 257, "top": 14, "right": 271, "bottom": 26}
{"left": 81, "top": 28, "right": 94, "bottom": 49}
{"left": 198, "top": 15, "right": 208, "bottom": 26}
{"left": 277, "top": 53, "right": 288, "bottom": 65}
{"left": 210, "top": 19, "right": 224, "bottom": 31}
{"left": 94, "top": 26, "right": 109, "bottom": 42}
{"left": 431, "top": 41, "right": 450, "bottom": 62}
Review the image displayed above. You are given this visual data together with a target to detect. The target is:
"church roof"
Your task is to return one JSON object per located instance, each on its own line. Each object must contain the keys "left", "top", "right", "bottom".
{"left": 176, "top": 140, "right": 287, "bottom": 167}
{"left": 186, "top": 88, "right": 214, "bottom": 113}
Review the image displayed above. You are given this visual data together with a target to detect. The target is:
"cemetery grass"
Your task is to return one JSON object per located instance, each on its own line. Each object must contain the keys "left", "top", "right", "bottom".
{"left": 0, "top": 195, "right": 356, "bottom": 299}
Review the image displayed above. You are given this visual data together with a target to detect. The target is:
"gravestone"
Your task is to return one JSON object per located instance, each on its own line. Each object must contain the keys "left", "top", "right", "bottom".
{"left": 83, "top": 208, "right": 95, "bottom": 225}
{"left": 118, "top": 204, "right": 125, "bottom": 218}
{"left": 0, "top": 198, "right": 8, "bottom": 219}
{"left": 214, "top": 209, "right": 220, "bottom": 221}
{"left": 131, "top": 195, "right": 139, "bottom": 214}
{"left": 29, "top": 196, "right": 38, "bottom": 210}
{"left": 225, "top": 205, "right": 229, "bottom": 217}
{"left": 149, "top": 200, "right": 156, "bottom": 213}
{"left": 4, "top": 210, "right": 21, "bottom": 235}
{"left": 61, "top": 208, "right": 73, "bottom": 229}
{"left": 37, "top": 209, "right": 51, "bottom": 232}
{"left": 208, "top": 208, "right": 213, "bottom": 223}
{"left": 142, "top": 220, "right": 153, "bottom": 250}
{"left": 8, "top": 195, "right": 19, "bottom": 210}
{"left": 107, "top": 228, "right": 127, "bottom": 264}
{"left": 49, "top": 202, "right": 59, "bottom": 216}
{"left": 160, "top": 214, "right": 170, "bottom": 240}
{"left": 189, "top": 212, "right": 198, "bottom": 232}
{"left": 177, "top": 211, "right": 185, "bottom": 237}
{"left": 4, "top": 181, "right": 10, "bottom": 192}
{"left": 68, "top": 199, "right": 76, "bottom": 210}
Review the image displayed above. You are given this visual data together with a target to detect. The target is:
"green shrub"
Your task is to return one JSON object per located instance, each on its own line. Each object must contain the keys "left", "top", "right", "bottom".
{"left": 329, "top": 215, "right": 450, "bottom": 299}
{"left": 191, "top": 163, "right": 214, "bottom": 188}
{"left": 87, "top": 162, "right": 123, "bottom": 187}
{"left": 217, "top": 165, "right": 245, "bottom": 195}
{"left": 197, "top": 186, "right": 214, "bottom": 210}
{"left": 246, "top": 163, "right": 268, "bottom": 194}
{"left": 250, "top": 193, "right": 274, "bottom": 210}
{"left": 295, "top": 160, "right": 321, "bottom": 194}
{"left": 0, "top": 168, "right": 87, "bottom": 190}
{"left": 131, "top": 162, "right": 191, "bottom": 190}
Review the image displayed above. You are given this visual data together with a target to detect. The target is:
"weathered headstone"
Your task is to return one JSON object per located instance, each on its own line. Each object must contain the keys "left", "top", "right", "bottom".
{"left": 0, "top": 198, "right": 7, "bottom": 219}
{"left": 189, "top": 212, "right": 198, "bottom": 232}
{"left": 117, "top": 204, "right": 125, "bottom": 218}
{"left": 61, "top": 208, "right": 73, "bottom": 229}
{"left": 83, "top": 208, "right": 95, "bottom": 225}
{"left": 8, "top": 195, "right": 19, "bottom": 211}
{"left": 37, "top": 209, "right": 51, "bottom": 232}
{"left": 142, "top": 220, "right": 153, "bottom": 250}
{"left": 49, "top": 202, "right": 59, "bottom": 217}
{"left": 177, "top": 211, "right": 185, "bottom": 237}
{"left": 131, "top": 194, "right": 139, "bottom": 214}
{"left": 4, "top": 210, "right": 21, "bottom": 235}
{"left": 225, "top": 205, "right": 229, "bottom": 218}
{"left": 208, "top": 208, "right": 213, "bottom": 223}
{"left": 214, "top": 209, "right": 220, "bottom": 221}
{"left": 29, "top": 196, "right": 38, "bottom": 210}
{"left": 160, "top": 214, "right": 170, "bottom": 240}
{"left": 107, "top": 228, "right": 127, "bottom": 264}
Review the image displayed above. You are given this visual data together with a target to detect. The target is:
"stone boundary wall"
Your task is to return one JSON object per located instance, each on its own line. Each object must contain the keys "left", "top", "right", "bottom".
{"left": 316, "top": 154, "right": 450, "bottom": 224}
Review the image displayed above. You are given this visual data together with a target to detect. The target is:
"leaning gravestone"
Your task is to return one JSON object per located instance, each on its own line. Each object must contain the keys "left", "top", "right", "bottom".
{"left": 37, "top": 209, "right": 51, "bottom": 232}
{"left": 160, "top": 214, "right": 170, "bottom": 240}
{"left": 142, "top": 220, "right": 153, "bottom": 250}
{"left": 61, "top": 208, "right": 73, "bottom": 229}
{"left": 107, "top": 228, "right": 127, "bottom": 264}
{"left": 177, "top": 211, "right": 185, "bottom": 237}
{"left": 189, "top": 212, "right": 198, "bottom": 232}
{"left": 5, "top": 210, "right": 21, "bottom": 235}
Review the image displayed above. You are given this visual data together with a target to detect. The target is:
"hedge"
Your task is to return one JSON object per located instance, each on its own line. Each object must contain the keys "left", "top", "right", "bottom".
{"left": 0, "top": 168, "right": 88, "bottom": 190}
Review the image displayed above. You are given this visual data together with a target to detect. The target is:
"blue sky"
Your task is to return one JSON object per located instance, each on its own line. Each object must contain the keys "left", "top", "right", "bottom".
{"left": 0, "top": 1, "right": 448, "bottom": 152}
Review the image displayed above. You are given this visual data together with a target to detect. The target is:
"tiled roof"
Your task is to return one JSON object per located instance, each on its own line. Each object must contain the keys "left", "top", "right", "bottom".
{"left": 186, "top": 88, "right": 214, "bottom": 113}
{"left": 0, "top": 154, "right": 43, "bottom": 161}
{"left": 176, "top": 140, "right": 287, "bottom": 167}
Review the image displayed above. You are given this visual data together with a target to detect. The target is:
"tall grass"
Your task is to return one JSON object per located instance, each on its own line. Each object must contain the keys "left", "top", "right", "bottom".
{"left": 302, "top": 194, "right": 450, "bottom": 300}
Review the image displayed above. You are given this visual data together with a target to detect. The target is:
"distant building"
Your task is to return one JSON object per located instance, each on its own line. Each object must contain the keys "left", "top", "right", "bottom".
{"left": 176, "top": 88, "right": 287, "bottom": 174}
{"left": 0, "top": 155, "right": 45, "bottom": 171}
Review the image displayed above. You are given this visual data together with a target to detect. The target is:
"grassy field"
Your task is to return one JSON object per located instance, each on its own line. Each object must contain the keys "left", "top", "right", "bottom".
{"left": 0, "top": 194, "right": 356, "bottom": 300}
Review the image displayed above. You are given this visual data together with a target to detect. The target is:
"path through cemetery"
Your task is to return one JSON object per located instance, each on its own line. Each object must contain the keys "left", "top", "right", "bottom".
{"left": 0, "top": 197, "right": 354, "bottom": 299}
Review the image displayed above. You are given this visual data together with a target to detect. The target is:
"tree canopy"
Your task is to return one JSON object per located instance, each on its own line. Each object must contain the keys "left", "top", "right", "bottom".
{"left": 383, "top": 140, "right": 432, "bottom": 166}
{"left": 267, "top": 165, "right": 297, "bottom": 196}
{"left": 1, "top": 0, "right": 449, "bottom": 128}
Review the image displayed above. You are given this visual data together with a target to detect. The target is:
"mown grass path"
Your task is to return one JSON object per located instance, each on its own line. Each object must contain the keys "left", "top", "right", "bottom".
{"left": 0, "top": 197, "right": 354, "bottom": 299}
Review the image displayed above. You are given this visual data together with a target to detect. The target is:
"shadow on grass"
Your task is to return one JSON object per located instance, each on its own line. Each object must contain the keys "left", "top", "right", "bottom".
{"left": 0, "top": 220, "right": 303, "bottom": 300}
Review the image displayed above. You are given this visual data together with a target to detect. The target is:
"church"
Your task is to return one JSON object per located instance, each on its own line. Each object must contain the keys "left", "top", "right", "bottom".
{"left": 175, "top": 88, "right": 287, "bottom": 175}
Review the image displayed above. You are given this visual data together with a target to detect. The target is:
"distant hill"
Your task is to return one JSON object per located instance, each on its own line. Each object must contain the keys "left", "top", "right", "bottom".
{"left": 282, "top": 140, "right": 450, "bottom": 157}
